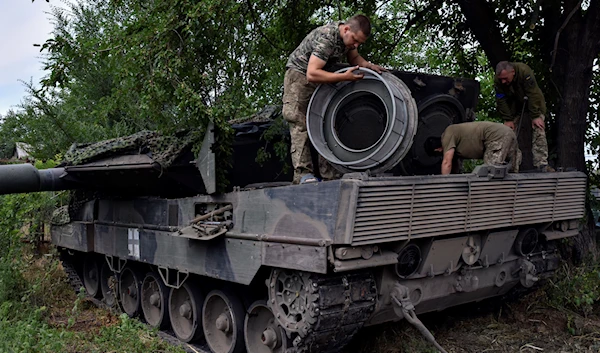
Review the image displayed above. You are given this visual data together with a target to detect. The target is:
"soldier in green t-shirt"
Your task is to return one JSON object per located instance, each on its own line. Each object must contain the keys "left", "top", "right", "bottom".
{"left": 494, "top": 61, "right": 553, "bottom": 172}
{"left": 282, "top": 14, "right": 386, "bottom": 184}
{"left": 424, "top": 122, "right": 520, "bottom": 175}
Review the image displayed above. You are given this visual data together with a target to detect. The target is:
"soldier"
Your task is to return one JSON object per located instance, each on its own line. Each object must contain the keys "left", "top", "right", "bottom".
{"left": 282, "top": 14, "right": 386, "bottom": 184}
{"left": 494, "top": 61, "right": 554, "bottom": 172}
{"left": 424, "top": 121, "right": 520, "bottom": 175}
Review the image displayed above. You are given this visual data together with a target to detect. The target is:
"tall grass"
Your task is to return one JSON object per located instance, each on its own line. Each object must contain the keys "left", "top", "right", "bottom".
{"left": 0, "top": 161, "right": 184, "bottom": 353}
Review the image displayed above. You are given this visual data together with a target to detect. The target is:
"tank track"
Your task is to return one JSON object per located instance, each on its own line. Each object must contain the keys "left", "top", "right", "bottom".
{"left": 61, "top": 255, "right": 376, "bottom": 353}
{"left": 289, "top": 271, "right": 377, "bottom": 353}
{"left": 60, "top": 253, "right": 85, "bottom": 295}
{"left": 60, "top": 255, "right": 211, "bottom": 353}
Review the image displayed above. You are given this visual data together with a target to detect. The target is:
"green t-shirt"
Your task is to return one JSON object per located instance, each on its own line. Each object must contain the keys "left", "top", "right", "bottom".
{"left": 441, "top": 122, "right": 510, "bottom": 159}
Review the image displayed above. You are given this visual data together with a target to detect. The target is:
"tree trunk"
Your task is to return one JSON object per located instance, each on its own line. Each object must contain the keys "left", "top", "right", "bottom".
{"left": 552, "top": 3, "right": 600, "bottom": 172}
{"left": 549, "top": 1, "right": 600, "bottom": 259}
{"left": 457, "top": 0, "right": 600, "bottom": 260}
{"left": 454, "top": 0, "right": 510, "bottom": 67}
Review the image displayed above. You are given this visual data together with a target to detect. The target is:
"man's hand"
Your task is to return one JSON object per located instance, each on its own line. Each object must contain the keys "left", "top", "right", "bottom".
{"left": 341, "top": 66, "right": 365, "bottom": 81}
{"left": 504, "top": 121, "right": 515, "bottom": 131}
{"left": 366, "top": 63, "right": 386, "bottom": 74}
{"left": 532, "top": 117, "right": 545, "bottom": 130}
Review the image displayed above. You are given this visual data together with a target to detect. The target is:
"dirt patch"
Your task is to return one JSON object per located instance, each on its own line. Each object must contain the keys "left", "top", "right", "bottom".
{"left": 346, "top": 290, "right": 600, "bottom": 353}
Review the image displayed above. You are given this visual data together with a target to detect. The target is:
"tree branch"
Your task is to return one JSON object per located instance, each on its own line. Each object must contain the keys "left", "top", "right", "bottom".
{"left": 585, "top": 0, "right": 600, "bottom": 56}
{"left": 454, "top": 0, "right": 510, "bottom": 68}
{"left": 401, "top": 0, "right": 442, "bottom": 36}
{"left": 549, "top": 0, "right": 582, "bottom": 72}
{"left": 246, "top": 0, "right": 283, "bottom": 51}
{"left": 528, "top": 0, "right": 543, "bottom": 29}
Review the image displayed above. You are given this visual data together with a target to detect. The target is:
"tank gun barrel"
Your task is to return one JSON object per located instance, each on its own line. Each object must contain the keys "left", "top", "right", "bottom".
{"left": 0, "top": 164, "right": 70, "bottom": 195}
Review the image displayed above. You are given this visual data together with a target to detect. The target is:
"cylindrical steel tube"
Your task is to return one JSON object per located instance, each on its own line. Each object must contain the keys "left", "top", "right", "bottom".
{"left": 307, "top": 67, "right": 418, "bottom": 174}
{"left": 0, "top": 164, "right": 69, "bottom": 194}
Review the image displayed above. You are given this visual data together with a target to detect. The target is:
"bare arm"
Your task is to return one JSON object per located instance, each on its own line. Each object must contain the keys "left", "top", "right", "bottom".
{"left": 347, "top": 49, "right": 386, "bottom": 73}
{"left": 441, "top": 149, "right": 455, "bottom": 175}
{"left": 306, "top": 55, "right": 364, "bottom": 83}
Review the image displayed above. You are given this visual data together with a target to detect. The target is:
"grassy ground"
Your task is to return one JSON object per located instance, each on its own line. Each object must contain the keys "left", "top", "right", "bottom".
{"left": 0, "top": 251, "right": 186, "bottom": 353}
{"left": 3, "top": 245, "right": 600, "bottom": 353}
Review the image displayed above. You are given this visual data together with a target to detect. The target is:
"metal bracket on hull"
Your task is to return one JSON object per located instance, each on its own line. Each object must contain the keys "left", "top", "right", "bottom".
{"left": 158, "top": 267, "right": 189, "bottom": 289}
{"left": 176, "top": 204, "right": 233, "bottom": 240}
{"left": 105, "top": 255, "right": 126, "bottom": 273}
{"left": 472, "top": 164, "right": 509, "bottom": 179}
{"left": 514, "top": 259, "right": 539, "bottom": 288}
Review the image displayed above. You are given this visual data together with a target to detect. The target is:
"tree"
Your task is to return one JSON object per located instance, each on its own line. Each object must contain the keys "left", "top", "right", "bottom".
{"left": 409, "top": 0, "right": 600, "bottom": 259}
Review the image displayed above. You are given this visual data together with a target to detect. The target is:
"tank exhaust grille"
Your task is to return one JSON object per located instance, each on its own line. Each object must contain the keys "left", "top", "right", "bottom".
{"left": 351, "top": 175, "right": 586, "bottom": 246}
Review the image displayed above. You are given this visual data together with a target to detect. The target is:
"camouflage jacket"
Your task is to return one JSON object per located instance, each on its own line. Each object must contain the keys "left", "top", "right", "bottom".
{"left": 286, "top": 22, "right": 350, "bottom": 74}
{"left": 494, "top": 62, "right": 547, "bottom": 121}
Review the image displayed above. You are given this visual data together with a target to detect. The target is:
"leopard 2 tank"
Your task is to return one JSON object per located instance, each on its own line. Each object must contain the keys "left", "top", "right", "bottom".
{"left": 0, "top": 69, "right": 585, "bottom": 353}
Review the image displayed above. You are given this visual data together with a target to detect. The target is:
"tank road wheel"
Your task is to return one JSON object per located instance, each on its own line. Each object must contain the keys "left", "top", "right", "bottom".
{"left": 169, "top": 282, "right": 205, "bottom": 342}
{"left": 100, "top": 261, "right": 117, "bottom": 307}
{"left": 244, "top": 301, "right": 287, "bottom": 353}
{"left": 82, "top": 257, "right": 101, "bottom": 297}
{"left": 119, "top": 267, "right": 143, "bottom": 317}
{"left": 141, "top": 272, "right": 170, "bottom": 329}
{"left": 203, "top": 289, "right": 246, "bottom": 353}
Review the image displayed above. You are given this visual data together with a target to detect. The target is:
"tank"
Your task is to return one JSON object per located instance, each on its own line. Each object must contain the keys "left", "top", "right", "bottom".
{"left": 0, "top": 70, "right": 586, "bottom": 353}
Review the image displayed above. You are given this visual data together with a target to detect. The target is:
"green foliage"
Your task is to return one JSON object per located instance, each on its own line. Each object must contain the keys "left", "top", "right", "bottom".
{"left": 1, "top": 0, "right": 460, "bottom": 161}
{"left": 89, "top": 314, "right": 184, "bottom": 352}
{"left": 0, "top": 263, "right": 26, "bottom": 303}
{"left": 586, "top": 63, "right": 600, "bottom": 186}
{"left": 0, "top": 141, "right": 15, "bottom": 159}
{"left": 0, "top": 189, "right": 184, "bottom": 352}
{"left": 34, "top": 159, "right": 59, "bottom": 170}
{"left": 255, "top": 116, "right": 291, "bottom": 174}
{"left": 0, "top": 304, "right": 72, "bottom": 353}
{"left": 547, "top": 263, "right": 600, "bottom": 316}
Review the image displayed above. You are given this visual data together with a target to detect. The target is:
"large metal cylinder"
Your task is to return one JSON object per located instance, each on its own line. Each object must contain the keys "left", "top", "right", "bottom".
{"left": 0, "top": 164, "right": 68, "bottom": 195}
{"left": 307, "top": 67, "right": 418, "bottom": 174}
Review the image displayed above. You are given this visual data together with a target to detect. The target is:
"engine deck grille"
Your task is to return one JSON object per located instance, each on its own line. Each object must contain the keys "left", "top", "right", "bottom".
{"left": 351, "top": 174, "right": 586, "bottom": 246}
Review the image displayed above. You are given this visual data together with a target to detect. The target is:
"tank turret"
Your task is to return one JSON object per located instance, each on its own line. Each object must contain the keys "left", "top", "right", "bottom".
{"left": 0, "top": 70, "right": 480, "bottom": 198}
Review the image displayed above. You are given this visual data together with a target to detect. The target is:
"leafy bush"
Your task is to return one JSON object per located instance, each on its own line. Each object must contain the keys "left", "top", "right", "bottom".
{"left": 0, "top": 304, "right": 72, "bottom": 353}
{"left": 546, "top": 263, "right": 600, "bottom": 316}
{"left": 0, "top": 262, "right": 26, "bottom": 303}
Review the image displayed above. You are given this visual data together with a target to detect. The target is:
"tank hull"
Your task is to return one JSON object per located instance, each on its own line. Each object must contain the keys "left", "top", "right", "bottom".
{"left": 53, "top": 170, "right": 585, "bottom": 353}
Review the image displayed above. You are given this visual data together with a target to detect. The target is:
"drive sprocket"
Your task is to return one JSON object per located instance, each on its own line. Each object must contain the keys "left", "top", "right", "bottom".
{"left": 267, "top": 270, "right": 318, "bottom": 338}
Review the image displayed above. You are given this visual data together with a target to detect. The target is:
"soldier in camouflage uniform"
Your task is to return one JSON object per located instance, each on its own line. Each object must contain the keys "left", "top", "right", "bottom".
{"left": 425, "top": 122, "right": 520, "bottom": 175}
{"left": 282, "top": 14, "right": 386, "bottom": 184}
{"left": 494, "top": 61, "right": 553, "bottom": 172}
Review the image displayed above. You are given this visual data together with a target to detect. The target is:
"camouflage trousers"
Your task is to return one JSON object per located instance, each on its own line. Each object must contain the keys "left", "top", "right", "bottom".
{"left": 513, "top": 113, "right": 549, "bottom": 167}
{"left": 483, "top": 127, "right": 522, "bottom": 173}
{"left": 282, "top": 69, "right": 341, "bottom": 184}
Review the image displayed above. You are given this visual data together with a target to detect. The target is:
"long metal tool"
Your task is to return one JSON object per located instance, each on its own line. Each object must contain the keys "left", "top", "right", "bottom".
{"left": 506, "top": 95, "right": 528, "bottom": 172}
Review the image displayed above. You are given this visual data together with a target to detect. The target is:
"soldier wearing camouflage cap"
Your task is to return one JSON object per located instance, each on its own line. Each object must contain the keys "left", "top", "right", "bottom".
{"left": 282, "top": 14, "right": 386, "bottom": 184}
{"left": 425, "top": 122, "right": 521, "bottom": 175}
{"left": 494, "top": 61, "right": 553, "bottom": 172}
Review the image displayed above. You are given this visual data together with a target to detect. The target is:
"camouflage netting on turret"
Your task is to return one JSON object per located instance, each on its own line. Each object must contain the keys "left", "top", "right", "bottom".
{"left": 61, "top": 106, "right": 283, "bottom": 169}
{"left": 62, "top": 129, "right": 205, "bottom": 169}
{"left": 52, "top": 205, "right": 70, "bottom": 226}
{"left": 228, "top": 105, "right": 282, "bottom": 124}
